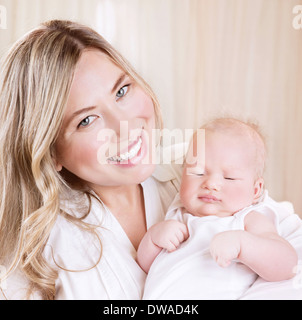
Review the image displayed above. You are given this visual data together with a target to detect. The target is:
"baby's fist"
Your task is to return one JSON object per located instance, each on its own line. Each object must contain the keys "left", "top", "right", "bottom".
{"left": 150, "top": 220, "right": 189, "bottom": 252}
{"left": 210, "top": 231, "right": 242, "bottom": 267}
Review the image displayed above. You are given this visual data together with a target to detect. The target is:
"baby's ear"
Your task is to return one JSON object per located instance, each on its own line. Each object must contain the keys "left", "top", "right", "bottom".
{"left": 253, "top": 177, "right": 264, "bottom": 203}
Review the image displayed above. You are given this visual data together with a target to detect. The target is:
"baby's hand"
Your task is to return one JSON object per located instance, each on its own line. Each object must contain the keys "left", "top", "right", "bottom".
{"left": 210, "top": 231, "right": 242, "bottom": 267}
{"left": 150, "top": 220, "right": 189, "bottom": 252}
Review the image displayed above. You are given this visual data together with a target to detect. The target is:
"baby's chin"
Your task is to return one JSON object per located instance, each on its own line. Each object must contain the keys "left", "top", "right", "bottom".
{"left": 189, "top": 206, "right": 235, "bottom": 218}
{"left": 192, "top": 206, "right": 251, "bottom": 218}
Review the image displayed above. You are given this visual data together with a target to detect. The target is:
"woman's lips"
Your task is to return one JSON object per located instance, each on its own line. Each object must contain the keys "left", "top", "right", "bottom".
{"left": 107, "top": 136, "right": 142, "bottom": 162}
{"left": 106, "top": 128, "right": 148, "bottom": 167}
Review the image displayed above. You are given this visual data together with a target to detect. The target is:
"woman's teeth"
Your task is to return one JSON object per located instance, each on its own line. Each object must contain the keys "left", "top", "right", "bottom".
{"left": 108, "top": 137, "right": 142, "bottom": 162}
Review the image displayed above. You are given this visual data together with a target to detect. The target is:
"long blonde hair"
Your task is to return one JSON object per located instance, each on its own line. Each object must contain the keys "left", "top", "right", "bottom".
{"left": 0, "top": 20, "right": 162, "bottom": 299}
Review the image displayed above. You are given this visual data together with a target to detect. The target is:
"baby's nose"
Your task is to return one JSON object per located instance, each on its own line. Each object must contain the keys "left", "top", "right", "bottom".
{"left": 202, "top": 175, "right": 222, "bottom": 191}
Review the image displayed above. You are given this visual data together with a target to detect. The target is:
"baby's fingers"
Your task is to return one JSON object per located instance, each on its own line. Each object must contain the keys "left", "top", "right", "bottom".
{"left": 216, "top": 257, "right": 231, "bottom": 268}
{"left": 210, "top": 245, "right": 232, "bottom": 268}
{"left": 172, "top": 224, "right": 189, "bottom": 248}
{"left": 175, "top": 222, "right": 189, "bottom": 241}
{"left": 166, "top": 233, "right": 186, "bottom": 252}
{"left": 165, "top": 239, "right": 179, "bottom": 252}
{"left": 180, "top": 223, "right": 189, "bottom": 240}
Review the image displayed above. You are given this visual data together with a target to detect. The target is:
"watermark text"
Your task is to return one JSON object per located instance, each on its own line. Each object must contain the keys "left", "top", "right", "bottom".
{"left": 96, "top": 123, "right": 205, "bottom": 172}
{"left": 0, "top": 5, "right": 7, "bottom": 30}
{"left": 293, "top": 5, "right": 302, "bottom": 29}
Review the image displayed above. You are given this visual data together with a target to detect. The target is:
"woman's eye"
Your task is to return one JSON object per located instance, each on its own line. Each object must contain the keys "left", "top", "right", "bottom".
{"left": 116, "top": 85, "right": 129, "bottom": 100}
{"left": 225, "top": 177, "right": 235, "bottom": 180}
{"left": 78, "top": 116, "right": 97, "bottom": 128}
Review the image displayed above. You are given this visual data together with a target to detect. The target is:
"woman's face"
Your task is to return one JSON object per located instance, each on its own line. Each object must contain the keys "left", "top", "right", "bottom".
{"left": 55, "top": 50, "right": 156, "bottom": 188}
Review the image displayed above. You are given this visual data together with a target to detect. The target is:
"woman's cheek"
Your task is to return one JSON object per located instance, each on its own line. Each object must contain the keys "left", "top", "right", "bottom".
{"left": 133, "top": 90, "right": 155, "bottom": 120}
{"left": 66, "top": 135, "right": 102, "bottom": 169}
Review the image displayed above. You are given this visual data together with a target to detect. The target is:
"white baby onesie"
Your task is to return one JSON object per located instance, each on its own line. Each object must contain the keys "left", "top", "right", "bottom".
{"left": 143, "top": 191, "right": 279, "bottom": 300}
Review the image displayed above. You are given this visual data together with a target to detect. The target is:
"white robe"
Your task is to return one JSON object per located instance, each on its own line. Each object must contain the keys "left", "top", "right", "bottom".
{"left": 44, "top": 163, "right": 182, "bottom": 300}
{"left": 0, "top": 161, "right": 182, "bottom": 300}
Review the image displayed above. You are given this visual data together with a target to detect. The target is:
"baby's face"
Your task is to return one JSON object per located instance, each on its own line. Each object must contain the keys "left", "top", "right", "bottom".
{"left": 180, "top": 131, "right": 263, "bottom": 217}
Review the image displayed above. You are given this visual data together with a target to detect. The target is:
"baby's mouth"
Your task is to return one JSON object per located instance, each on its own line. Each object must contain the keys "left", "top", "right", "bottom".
{"left": 198, "top": 194, "right": 220, "bottom": 203}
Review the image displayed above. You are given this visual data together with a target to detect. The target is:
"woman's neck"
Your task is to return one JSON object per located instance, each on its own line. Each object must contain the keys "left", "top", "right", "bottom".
{"left": 92, "top": 184, "right": 142, "bottom": 209}
{"left": 91, "top": 183, "right": 147, "bottom": 250}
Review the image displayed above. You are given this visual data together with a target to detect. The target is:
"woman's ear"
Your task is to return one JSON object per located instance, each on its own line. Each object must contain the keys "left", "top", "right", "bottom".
{"left": 253, "top": 177, "right": 264, "bottom": 203}
{"left": 54, "top": 161, "right": 63, "bottom": 172}
{"left": 51, "top": 149, "right": 63, "bottom": 172}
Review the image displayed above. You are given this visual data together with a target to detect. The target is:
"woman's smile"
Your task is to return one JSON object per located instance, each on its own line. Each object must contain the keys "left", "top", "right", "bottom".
{"left": 107, "top": 136, "right": 143, "bottom": 163}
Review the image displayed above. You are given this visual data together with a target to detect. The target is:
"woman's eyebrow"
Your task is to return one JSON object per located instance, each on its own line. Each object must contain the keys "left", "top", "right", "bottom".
{"left": 64, "top": 73, "right": 127, "bottom": 128}
{"left": 65, "top": 106, "right": 96, "bottom": 127}
{"left": 111, "top": 73, "right": 127, "bottom": 95}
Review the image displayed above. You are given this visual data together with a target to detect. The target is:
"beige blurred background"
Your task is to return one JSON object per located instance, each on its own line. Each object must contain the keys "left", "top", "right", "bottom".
{"left": 0, "top": 0, "right": 302, "bottom": 216}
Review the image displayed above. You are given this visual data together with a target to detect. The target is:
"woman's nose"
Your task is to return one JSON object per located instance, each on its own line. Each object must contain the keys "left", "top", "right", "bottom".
{"left": 109, "top": 120, "right": 142, "bottom": 144}
{"left": 105, "top": 106, "right": 139, "bottom": 135}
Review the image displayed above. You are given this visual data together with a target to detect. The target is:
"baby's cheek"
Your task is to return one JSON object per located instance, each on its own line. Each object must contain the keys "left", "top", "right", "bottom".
{"left": 226, "top": 187, "right": 253, "bottom": 211}
{"left": 180, "top": 181, "right": 195, "bottom": 209}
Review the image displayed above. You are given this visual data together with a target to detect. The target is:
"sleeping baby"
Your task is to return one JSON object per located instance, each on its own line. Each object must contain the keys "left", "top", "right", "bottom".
{"left": 137, "top": 118, "right": 298, "bottom": 299}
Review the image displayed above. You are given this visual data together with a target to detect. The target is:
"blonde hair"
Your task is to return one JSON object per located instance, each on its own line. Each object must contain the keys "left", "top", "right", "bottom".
{"left": 201, "top": 117, "right": 267, "bottom": 179}
{"left": 0, "top": 20, "right": 162, "bottom": 299}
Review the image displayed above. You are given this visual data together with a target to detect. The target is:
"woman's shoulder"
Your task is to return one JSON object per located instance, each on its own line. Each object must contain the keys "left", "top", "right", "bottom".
{"left": 44, "top": 193, "right": 104, "bottom": 272}
{"left": 44, "top": 215, "right": 102, "bottom": 273}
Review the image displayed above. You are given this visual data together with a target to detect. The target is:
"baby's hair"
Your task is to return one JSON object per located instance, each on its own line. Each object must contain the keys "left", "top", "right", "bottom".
{"left": 200, "top": 118, "right": 267, "bottom": 179}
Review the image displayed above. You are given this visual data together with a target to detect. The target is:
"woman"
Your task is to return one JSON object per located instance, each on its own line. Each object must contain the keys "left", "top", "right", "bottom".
{"left": 0, "top": 20, "right": 301, "bottom": 300}
{"left": 0, "top": 19, "right": 182, "bottom": 299}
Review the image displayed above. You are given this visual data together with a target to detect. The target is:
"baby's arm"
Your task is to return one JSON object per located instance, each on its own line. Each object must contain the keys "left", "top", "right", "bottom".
{"left": 210, "top": 210, "right": 298, "bottom": 281}
{"left": 137, "top": 220, "right": 189, "bottom": 273}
